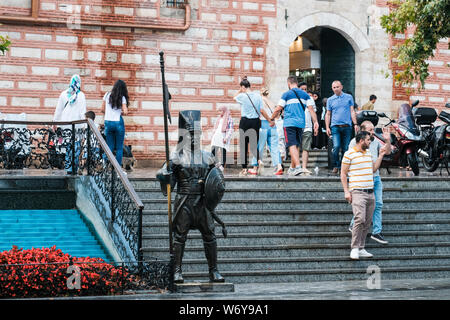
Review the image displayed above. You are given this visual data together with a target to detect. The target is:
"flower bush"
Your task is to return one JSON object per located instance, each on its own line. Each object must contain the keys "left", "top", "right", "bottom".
{"left": 0, "top": 246, "right": 128, "bottom": 298}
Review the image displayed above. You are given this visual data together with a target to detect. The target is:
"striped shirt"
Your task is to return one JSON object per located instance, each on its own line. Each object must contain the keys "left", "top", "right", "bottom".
{"left": 342, "top": 146, "right": 374, "bottom": 190}
{"left": 278, "top": 88, "right": 314, "bottom": 128}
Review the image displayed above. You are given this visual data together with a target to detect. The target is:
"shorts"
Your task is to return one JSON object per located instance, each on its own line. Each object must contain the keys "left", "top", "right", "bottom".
{"left": 284, "top": 126, "right": 303, "bottom": 148}
{"left": 301, "top": 131, "right": 313, "bottom": 152}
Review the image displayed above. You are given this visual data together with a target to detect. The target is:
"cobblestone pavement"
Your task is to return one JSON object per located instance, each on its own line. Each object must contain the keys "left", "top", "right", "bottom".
{"left": 19, "top": 278, "right": 450, "bottom": 300}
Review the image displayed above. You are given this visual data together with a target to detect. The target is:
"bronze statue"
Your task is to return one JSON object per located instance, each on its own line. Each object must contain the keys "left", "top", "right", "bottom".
{"left": 157, "top": 110, "right": 226, "bottom": 283}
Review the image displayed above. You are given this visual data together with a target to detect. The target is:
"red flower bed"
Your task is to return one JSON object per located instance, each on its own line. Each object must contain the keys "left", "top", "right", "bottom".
{"left": 0, "top": 246, "right": 128, "bottom": 298}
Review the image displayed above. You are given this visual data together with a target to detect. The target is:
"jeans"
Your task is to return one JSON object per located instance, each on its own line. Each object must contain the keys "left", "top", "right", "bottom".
{"left": 251, "top": 120, "right": 281, "bottom": 167}
{"left": 105, "top": 117, "right": 125, "bottom": 166}
{"left": 350, "top": 175, "right": 383, "bottom": 234}
{"left": 331, "top": 125, "right": 352, "bottom": 169}
{"left": 65, "top": 140, "right": 81, "bottom": 173}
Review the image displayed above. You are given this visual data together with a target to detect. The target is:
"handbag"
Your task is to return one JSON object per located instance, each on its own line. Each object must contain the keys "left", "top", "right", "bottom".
{"left": 245, "top": 93, "right": 261, "bottom": 118}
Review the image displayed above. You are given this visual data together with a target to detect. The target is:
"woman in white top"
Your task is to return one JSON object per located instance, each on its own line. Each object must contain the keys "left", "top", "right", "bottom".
{"left": 210, "top": 106, "right": 234, "bottom": 171}
{"left": 101, "top": 79, "right": 129, "bottom": 166}
{"left": 53, "top": 74, "right": 86, "bottom": 173}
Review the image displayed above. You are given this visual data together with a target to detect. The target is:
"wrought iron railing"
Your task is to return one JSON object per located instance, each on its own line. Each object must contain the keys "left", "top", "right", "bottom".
{"left": 0, "top": 259, "right": 171, "bottom": 298}
{"left": 0, "top": 119, "right": 145, "bottom": 264}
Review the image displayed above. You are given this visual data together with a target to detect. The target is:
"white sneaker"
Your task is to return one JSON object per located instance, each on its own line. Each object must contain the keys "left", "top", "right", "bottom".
{"left": 350, "top": 248, "right": 359, "bottom": 260}
{"left": 287, "top": 167, "right": 295, "bottom": 175}
{"left": 292, "top": 167, "right": 303, "bottom": 176}
{"left": 359, "top": 249, "right": 373, "bottom": 258}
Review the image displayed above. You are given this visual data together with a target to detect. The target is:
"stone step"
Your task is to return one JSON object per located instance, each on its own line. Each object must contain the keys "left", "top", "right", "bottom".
{"left": 142, "top": 242, "right": 450, "bottom": 260}
{"left": 180, "top": 265, "right": 450, "bottom": 283}
{"left": 142, "top": 230, "right": 450, "bottom": 248}
{"left": 0, "top": 190, "right": 76, "bottom": 210}
{"left": 142, "top": 208, "right": 450, "bottom": 223}
{"left": 129, "top": 177, "right": 450, "bottom": 190}
{"left": 167, "top": 254, "right": 450, "bottom": 274}
{"left": 142, "top": 219, "right": 450, "bottom": 234}
{"left": 0, "top": 177, "right": 70, "bottom": 190}
{"left": 141, "top": 198, "right": 450, "bottom": 211}
{"left": 135, "top": 188, "right": 450, "bottom": 200}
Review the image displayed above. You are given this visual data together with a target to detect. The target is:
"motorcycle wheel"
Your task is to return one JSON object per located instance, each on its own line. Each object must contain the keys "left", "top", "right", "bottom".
{"left": 421, "top": 147, "right": 439, "bottom": 172}
{"left": 407, "top": 152, "right": 420, "bottom": 176}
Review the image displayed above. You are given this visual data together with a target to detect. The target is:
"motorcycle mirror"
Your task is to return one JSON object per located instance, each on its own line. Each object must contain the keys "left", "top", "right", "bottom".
{"left": 445, "top": 103, "right": 450, "bottom": 109}
{"left": 378, "top": 112, "right": 387, "bottom": 118}
{"left": 411, "top": 100, "right": 420, "bottom": 107}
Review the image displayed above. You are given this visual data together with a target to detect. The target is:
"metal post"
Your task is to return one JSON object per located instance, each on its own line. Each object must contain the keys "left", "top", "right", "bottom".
{"left": 87, "top": 125, "right": 91, "bottom": 176}
{"left": 137, "top": 207, "right": 143, "bottom": 271}
{"left": 71, "top": 123, "right": 76, "bottom": 175}
{"left": 111, "top": 169, "right": 115, "bottom": 221}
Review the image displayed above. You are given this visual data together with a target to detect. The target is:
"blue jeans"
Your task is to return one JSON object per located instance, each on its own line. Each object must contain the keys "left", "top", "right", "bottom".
{"left": 350, "top": 175, "right": 383, "bottom": 234}
{"left": 65, "top": 140, "right": 81, "bottom": 173}
{"left": 331, "top": 125, "right": 352, "bottom": 169}
{"left": 105, "top": 117, "right": 125, "bottom": 166}
{"left": 251, "top": 120, "right": 281, "bottom": 167}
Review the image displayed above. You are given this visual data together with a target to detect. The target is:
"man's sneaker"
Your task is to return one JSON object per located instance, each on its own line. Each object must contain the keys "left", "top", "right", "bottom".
{"left": 358, "top": 249, "right": 373, "bottom": 258}
{"left": 350, "top": 248, "right": 359, "bottom": 260}
{"left": 288, "top": 167, "right": 303, "bottom": 176}
{"left": 371, "top": 233, "right": 389, "bottom": 244}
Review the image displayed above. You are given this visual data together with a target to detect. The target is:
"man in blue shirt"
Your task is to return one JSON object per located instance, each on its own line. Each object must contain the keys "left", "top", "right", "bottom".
{"left": 271, "top": 76, "right": 318, "bottom": 176}
{"left": 325, "top": 80, "right": 358, "bottom": 173}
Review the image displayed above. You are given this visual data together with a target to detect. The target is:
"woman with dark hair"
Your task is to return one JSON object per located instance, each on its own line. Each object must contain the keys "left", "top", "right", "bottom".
{"left": 311, "top": 91, "right": 327, "bottom": 149}
{"left": 101, "top": 79, "right": 129, "bottom": 167}
{"left": 234, "top": 76, "right": 267, "bottom": 176}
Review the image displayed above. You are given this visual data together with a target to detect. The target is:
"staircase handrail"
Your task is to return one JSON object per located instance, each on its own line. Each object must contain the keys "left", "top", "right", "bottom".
{"left": 0, "top": 119, "right": 144, "bottom": 263}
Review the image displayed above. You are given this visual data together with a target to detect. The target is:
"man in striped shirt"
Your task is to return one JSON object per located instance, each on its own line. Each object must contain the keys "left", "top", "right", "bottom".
{"left": 340, "top": 131, "right": 386, "bottom": 260}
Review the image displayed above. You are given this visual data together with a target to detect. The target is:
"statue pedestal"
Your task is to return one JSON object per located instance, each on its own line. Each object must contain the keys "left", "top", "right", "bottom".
{"left": 175, "top": 281, "right": 235, "bottom": 293}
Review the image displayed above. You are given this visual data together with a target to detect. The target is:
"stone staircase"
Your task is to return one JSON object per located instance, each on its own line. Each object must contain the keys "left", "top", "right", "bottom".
{"left": 131, "top": 175, "right": 450, "bottom": 283}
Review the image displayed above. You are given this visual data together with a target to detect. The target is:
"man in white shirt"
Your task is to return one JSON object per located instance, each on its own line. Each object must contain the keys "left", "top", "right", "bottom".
{"left": 298, "top": 83, "right": 318, "bottom": 175}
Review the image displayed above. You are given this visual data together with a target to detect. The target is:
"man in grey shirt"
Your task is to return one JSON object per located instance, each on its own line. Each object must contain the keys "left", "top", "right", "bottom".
{"left": 348, "top": 121, "right": 391, "bottom": 244}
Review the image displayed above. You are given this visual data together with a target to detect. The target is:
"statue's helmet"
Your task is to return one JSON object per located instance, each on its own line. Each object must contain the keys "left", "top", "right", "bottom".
{"left": 178, "top": 110, "right": 201, "bottom": 133}
{"left": 177, "top": 110, "right": 202, "bottom": 154}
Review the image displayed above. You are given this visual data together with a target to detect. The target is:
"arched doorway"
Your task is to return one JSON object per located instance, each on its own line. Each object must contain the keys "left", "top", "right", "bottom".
{"left": 289, "top": 27, "right": 355, "bottom": 99}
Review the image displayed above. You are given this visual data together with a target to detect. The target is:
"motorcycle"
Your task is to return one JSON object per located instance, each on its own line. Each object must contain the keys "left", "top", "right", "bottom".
{"left": 419, "top": 103, "right": 450, "bottom": 174}
{"left": 357, "top": 100, "right": 424, "bottom": 175}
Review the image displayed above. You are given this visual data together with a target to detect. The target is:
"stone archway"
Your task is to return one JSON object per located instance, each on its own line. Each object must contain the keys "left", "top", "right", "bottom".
{"left": 267, "top": 11, "right": 379, "bottom": 110}
{"left": 280, "top": 12, "right": 370, "bottom": 53}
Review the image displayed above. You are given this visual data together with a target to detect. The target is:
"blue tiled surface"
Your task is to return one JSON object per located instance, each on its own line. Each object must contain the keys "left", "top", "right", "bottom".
{"left": 0, "top": 209, "right": 111, "bottom": 261}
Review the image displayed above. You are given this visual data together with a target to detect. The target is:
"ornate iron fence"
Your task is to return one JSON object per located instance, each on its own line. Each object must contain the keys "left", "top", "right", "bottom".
{"left": 0, "top": 119, "right": 172, "bottom": 290}
{"left": 0, "top": 259, "right": 171, "bottom": 298}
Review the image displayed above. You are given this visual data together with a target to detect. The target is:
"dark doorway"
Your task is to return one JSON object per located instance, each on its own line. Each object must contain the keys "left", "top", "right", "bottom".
{"left": 289, "top": 27, "right": 355, "bottom": 100}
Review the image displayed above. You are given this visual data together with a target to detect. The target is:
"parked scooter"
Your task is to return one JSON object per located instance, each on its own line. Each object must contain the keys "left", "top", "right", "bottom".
{"left": 420, "top": 103, "right": 450, "bottom": 174}
{"left": 356, "top": 100, "right": 424, "bottom": 175}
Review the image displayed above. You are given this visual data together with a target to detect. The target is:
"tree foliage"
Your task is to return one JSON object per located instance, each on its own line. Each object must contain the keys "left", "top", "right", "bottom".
{"left": 0, "top": 35, "right": 11, "bottom": 55}
{"left": 380, "top": 0, "right": 450, "bottom": 88}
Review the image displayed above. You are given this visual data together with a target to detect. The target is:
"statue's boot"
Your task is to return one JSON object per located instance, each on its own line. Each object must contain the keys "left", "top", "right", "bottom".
{"left": 173, "top": 241, "right": 185, "bottom": 283}
{"left": 204, "top": 240, "right": 225, "bottom": 282}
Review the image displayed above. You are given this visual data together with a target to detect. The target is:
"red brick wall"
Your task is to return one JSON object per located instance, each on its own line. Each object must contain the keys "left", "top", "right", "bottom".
{"left": 0, "top": 0, "right": 276, "bottom": 161}
{"left": 377, "top": 0, "right": 449, "bottom": 113}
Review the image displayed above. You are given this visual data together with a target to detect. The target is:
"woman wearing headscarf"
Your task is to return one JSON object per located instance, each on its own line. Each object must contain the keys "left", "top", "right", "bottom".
{"left": 210, "top": 106, "right": 234, "bottom": 172}
{"left": 101, "top": 79, "right": 129, "bottom": 168}
{"left": 311, "top": 91, "right": 327, "bottom": 150}
{"left": 53, "top": 74, "right": 87, "bottom": 174}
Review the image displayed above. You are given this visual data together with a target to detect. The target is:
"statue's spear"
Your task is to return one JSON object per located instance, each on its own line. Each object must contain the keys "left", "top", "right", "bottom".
{"left": 159, "top": 51, "right": 173, "bottom": 255}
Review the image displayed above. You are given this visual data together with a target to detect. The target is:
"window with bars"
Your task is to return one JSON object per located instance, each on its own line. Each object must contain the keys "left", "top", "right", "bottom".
{"left": 165, "top": 0, "right": 188, "bottom": 8}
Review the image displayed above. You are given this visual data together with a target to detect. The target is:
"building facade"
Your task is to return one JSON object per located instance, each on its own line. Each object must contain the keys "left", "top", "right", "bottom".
{"left": 0, "top": 0, "right": 448, "bottom": 163}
